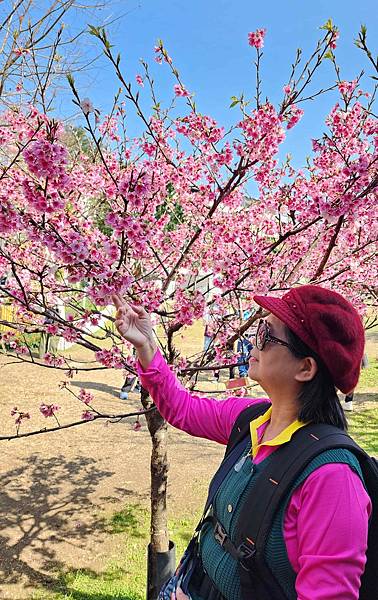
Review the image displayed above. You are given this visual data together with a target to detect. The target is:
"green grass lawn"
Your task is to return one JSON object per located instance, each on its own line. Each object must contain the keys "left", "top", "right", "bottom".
{"left": 348, "top": 407, "right": 378, "bottom": 454}
{"left": 31, "top": 405, "right": 377, "bottom": 600}
{"left": 31, "top": 504, "right": 200, "bottom": 600}
{"left": 358, "top": 359, "right": 378, "bottom": 390}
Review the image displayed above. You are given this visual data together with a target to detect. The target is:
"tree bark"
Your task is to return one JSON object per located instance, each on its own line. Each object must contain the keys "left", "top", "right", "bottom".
{"left": 141, "top": 386, "right": 170, "bottom": 553}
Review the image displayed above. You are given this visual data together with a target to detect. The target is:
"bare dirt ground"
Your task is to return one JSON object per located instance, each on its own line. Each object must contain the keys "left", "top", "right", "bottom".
{"left": 0, "top": 325, "right": 377, "bottom": 599}
{"left": 0, "top": 346, "right": 226, "bottom": 599}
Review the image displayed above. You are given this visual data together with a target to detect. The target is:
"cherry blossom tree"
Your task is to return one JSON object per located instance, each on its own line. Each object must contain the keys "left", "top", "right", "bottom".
{"left": 0, "top": 13, "right": 377, "bottom": 583}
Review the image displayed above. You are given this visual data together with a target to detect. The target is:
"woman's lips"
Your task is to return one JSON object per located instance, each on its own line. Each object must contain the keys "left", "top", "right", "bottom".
{"left": 249, "top": 357, "right": 258, "bottom": 363}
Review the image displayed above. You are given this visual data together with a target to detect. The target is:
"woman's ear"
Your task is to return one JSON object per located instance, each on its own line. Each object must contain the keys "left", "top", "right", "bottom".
{"left": 294, "top": 356, "right": 318, "bottom": 383}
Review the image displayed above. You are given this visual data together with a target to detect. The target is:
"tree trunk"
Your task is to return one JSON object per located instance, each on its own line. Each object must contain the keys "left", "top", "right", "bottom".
{"left": 148, "top": 409, "right": 169, "bottom": 552}
{"left": 141, "top": 386, "right": 174, "bottom": 600}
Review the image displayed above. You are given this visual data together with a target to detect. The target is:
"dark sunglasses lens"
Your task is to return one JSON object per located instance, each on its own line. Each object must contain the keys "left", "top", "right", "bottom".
{"left": 256, "top": 320, "right": 266, "bottom": 350}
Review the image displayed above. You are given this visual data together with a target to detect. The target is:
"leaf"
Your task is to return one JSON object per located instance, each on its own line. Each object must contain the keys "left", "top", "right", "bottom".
{"left": 88, "top": 24, "right": 99, "bottom": 37}
{"left": 320, "top": 18, "right": 334, "bottom": 31}
{"left": 323, "top": 51, "right": 334, "bottom": 60}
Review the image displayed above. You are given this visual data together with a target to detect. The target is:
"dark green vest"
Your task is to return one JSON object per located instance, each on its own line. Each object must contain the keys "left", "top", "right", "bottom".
{"left": 190, "top": 446, "right": 364, "bottom": 600}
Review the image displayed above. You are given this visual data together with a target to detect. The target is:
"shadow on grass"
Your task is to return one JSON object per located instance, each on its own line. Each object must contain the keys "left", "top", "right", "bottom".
{"left": 106, "top": 504, "right": 148, "bottom": 538}
{"left": 23, "top": 500, "right": 150, "bottom": 599}
{"left": 0, "top": 454, "right": 150, "bottom": 600}
{"left": 29, "top": 504, "right": 149, "bottom": 598}
{"left": 0, "top": 454, "right": 115, "bottom": 588}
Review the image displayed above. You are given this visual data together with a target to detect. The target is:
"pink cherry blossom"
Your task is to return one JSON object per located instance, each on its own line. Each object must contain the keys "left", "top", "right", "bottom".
{"left": 23, "top": 140, "right": 68, "bottom": 182}
{"left": 330, "top": 31, "right": 339, "bottom": 49}
{"left": 338, "top": 80, "right": 358, "bottom": 97}
{"left": 174, "top": 84, "right": 190, "bottom": 97}
{"left": 13, "top": 47, "right": 31, "bottom": 56}
{"left": 95, "top": 347, "right": 125, "bottom": 369}
{"left": 11, "top": 407, "right": 31, "bottom": 425}
{"left": 286, "top": 104, "right": 304, "bottom": 129}
{"left": 78, "top": 388, "right": 94, "bottom": 405}
{"left": 136, "top": 74, "right": 144, "bottom": 86}
{"left": 43, "top": 353, "right": 65, "bottom": 367}
{"left": 80, "top": 98, "right": 94, "bottom": 115}
{"left": 46, "top": 324, "right": 59, "bottom": 335}
{"left": 0, "top": 28, "right": 376, "bottom": 445}
{"left": 40, "top": 403, "right": 60, "bottom": 418}
{"left": 82, "top": 410, "right": 95, "bottom": 421}
{"left": 248, "top": 28, "right": 266, "bottom": 49}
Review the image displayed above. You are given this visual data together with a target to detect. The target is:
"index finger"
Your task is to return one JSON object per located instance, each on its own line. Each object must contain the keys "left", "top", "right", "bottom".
{"left": 112, "top": 294, "right": 124, "bottom": 310}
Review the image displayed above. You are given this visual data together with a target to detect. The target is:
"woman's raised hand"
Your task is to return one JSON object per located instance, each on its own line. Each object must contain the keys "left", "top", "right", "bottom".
{"left": 112, "top": 294, "right": 156, "bottom": 355}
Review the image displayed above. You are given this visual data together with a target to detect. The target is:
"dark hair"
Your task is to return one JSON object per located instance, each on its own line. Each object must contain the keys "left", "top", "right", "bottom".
{"left": 286, "top": 327, "right": 347, "bottom": 430}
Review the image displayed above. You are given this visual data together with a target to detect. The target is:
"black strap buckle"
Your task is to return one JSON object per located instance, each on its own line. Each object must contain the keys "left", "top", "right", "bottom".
{"left": 237, "top": 539, "right": 256, "bottom": 571}
{"left": 213, "top": 521, "right": 228, "bottom": 546}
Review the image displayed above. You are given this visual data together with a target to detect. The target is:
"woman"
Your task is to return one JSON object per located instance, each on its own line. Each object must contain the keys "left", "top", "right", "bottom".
{"left": 113, "top": 285, "right": 372, "bottom": 600}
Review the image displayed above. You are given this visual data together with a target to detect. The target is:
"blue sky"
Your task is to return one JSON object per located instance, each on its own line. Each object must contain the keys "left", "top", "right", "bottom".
{"left": 67, "top": 0, "right": 377, "bottom": 169}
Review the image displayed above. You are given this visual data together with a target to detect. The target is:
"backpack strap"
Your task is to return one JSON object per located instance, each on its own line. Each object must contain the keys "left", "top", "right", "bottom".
{"left": 201, "top": 401, "right": 271, "bottom": 515}
{"left": 357, "top": 454, "right": 378, "bottom": 600}
{"left": 234, "top": 423, "right": 374, "bottom": 600}
{"left": 178, "top": 402, "right": 272, "bottom": 599}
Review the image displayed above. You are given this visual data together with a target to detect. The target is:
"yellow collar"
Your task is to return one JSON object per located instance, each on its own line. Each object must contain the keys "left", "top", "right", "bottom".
{"left": 250, "top": 406, "right": 307, "bottom": 459}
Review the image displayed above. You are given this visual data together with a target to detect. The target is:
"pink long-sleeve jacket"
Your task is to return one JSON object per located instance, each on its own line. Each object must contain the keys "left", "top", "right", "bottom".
{"left": 138, "top": 350, "right": 371, "bottom": 600}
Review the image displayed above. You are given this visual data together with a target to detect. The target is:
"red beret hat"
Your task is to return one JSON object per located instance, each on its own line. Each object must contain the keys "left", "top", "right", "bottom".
{"left": 253, "top": 285, "right": 365, "bottom": 394}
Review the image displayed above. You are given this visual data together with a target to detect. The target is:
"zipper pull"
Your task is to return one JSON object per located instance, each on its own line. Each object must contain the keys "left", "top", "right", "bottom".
{"left": 234, "top": 453, "right": 249, "bottom": 472}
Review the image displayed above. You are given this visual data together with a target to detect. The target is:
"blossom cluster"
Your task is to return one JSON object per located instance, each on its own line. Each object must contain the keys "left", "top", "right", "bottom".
{"left": 95, "top": 347, "right": 125, "bottom": 369}
{"left": 40, "top": 403, "right": 60, "bottom": 418}
{"left": 43, "top": 353, "right": 65, "bottom": 367}
{"left": 11, "top": 407, "right": 31, "bottom": 426}
{"left": 174, "top": 289, "right": 206, "bottom": 326}
{"left": 23, "top": 139, "right": 69, "bottom": 185}
{"left": 286, "top": 104, "right": 305, "bottom": 130}
{"left": 78, "top": 388, "right": 94, "bottom": 405}
{"left": 0, "top": 28, "right": 377, "bottom": 437}
{"left": 248, "top": 28, "right": 266, "bottom": 49}
{"left": 174, "top": 84, "right": 190, "bottom": 97}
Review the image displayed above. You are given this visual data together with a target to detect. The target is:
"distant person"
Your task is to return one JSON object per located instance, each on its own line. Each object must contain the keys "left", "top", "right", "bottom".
{"left": 344, "top": 353, "right": 369, "bottom": 411}
{"left": 119, "top": 374, "right": 140, "bottom": 400}
{"left": 38, "top": 308, "right": 58, "bottom": 358}
{"left": 236, "top": 309, "right": 254, "bottom": 377}
{"left": 203, "top": 309, "right": 220, "bottom": 381}
{"left": 237, "top": 334, "right": 253, "bottom": 377}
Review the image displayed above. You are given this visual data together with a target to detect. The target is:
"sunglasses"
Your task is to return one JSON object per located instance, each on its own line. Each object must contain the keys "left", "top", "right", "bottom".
{"left": 254, "top": 319, "right": 296, "bottom": 353}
